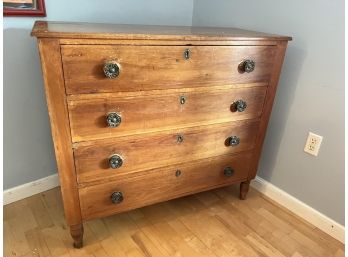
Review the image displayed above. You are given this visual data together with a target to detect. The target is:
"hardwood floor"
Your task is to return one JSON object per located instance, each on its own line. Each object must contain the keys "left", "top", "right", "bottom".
{"left": 4, "top": 185, "right": 344, "bottom": 257}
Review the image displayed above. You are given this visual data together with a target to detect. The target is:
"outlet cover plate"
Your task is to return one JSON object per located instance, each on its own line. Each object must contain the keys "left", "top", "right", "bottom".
{"left": 304, "top": 132, "right": 323, "bottom": 156}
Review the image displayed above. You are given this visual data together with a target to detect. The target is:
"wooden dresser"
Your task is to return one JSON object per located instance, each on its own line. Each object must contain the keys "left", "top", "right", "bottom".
{"left": 31, "top": 21, "right": 291, "bottom": 248}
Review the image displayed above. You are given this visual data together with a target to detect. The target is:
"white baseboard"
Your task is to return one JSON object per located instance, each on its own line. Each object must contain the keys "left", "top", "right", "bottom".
{"left": 251, "top": 176, "right": 345, "bottom": 243}
{"left": 3, "top": 173, "right": 59, "bottom": 205}
{"left": 3, "top": 173, "right": 344, "bottom": 243}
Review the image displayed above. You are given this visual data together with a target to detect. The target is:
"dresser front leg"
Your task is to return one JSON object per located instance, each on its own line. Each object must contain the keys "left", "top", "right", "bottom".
{"left": 70, "top": 223, "right": 84, "bottom": 248}
{"left": 239, "top": 180, "right": 250, "bottom": 200}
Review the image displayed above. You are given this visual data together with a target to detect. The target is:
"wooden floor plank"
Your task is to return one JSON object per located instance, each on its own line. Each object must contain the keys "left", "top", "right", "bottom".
{"left": 25, "top": 227, "right": 52, "bottom": 257}
{"left": 3, "top": 186, "right": 344, "bottom": 257}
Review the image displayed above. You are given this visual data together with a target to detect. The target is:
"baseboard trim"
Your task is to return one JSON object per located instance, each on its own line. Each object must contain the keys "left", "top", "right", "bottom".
{"left": 3, "top": 174, "right": 59, "bottom": 205}
{"left": 3, "top": 173, "right": 344, "bottom": 243}
{"left": 251, "top": 176, "right": 345, "bottom": 243}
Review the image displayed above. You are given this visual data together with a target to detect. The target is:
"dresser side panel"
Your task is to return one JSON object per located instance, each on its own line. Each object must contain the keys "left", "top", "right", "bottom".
{"left": 37, "top": 38, "right": 82, "bottom": 225}
{"left": 248, "top": 41, "right": 288, "bottom": 180}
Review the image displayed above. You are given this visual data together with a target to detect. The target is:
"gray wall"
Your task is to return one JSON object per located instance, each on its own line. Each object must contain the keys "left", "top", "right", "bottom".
{"left": 4, "top": 0, "right": 194, "bottom": 189}
{"left": 193, "top": 0, "right": 344, "bottom": 225}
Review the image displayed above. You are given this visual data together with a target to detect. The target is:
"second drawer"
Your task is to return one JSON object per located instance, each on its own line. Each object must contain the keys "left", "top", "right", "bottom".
{"left": 74, "top": 120, "right": 259, "bottom": 184}
{"left": 68, "top": 86, "right": 267, "bottom": 142}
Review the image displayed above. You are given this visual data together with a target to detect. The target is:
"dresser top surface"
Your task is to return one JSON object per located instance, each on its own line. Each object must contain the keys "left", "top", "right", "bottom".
{"left": 31, "top": 21, "right": 291, "bottom": 41}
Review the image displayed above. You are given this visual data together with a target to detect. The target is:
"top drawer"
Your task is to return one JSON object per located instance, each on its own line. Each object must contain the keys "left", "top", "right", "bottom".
{"left": 61, "top": 45, "right": 276, "bottom": 94}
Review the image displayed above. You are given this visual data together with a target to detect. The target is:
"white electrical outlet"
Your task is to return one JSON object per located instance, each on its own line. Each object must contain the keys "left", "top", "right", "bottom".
{"left": 304, "top": 132, "right": 323, "bottom": 156}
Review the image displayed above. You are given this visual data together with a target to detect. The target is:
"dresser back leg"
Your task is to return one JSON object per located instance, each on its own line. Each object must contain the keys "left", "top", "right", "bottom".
{"left": 70, "top": 223, "right": 84, "bottom": 248}
{"left": 239, "top": 180, "right": 250, "bottom": 200}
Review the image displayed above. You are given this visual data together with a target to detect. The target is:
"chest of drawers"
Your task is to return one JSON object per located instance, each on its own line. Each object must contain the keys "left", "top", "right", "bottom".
{"left": 31, "top": 21, "right": 291, "bottom": 248}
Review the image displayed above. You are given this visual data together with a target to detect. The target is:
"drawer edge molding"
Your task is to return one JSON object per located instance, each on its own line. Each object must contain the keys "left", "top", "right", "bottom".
{"left": 66, "top": 83, "right": 269, "bottom": 101}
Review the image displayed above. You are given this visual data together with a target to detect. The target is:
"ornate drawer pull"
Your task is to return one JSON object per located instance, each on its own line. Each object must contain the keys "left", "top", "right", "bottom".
{"left": 106, "top": 112, "right": 121, "bottom": 128}
{"left": 109, "top": 154, "right": 123, "bottom": 169}
{"left": 228, "top": 136, "right": 240, "bottom": 147}
{"left": 224, "top": 167, "right": 235, "bottom": 177}
{"left": 110, "top": 191, "right": 124, "bottom": 204}
{"left": 239, "top": 59, "right": 255, "bottom": 73}
{"left": 103, "top": 61, "right": 120, "bottom": 79}
{"left": 231, "top": 100, "right": 247, "bottom": 112}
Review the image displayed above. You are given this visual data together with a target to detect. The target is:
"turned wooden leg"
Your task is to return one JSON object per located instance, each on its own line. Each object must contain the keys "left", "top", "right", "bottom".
{"left": 239, "top": 180, "right": 250, "bottom": 200}
{"left": 70, "top": 223, "right": 84, "bottom": 248}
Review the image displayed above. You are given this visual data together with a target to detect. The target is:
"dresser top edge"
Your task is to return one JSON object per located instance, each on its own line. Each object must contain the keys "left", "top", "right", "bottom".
{"left": 31, "top": 21, "right": 292, "bottom": 41}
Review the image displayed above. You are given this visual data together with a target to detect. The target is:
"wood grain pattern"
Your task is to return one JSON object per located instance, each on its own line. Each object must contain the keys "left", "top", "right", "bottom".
{"left": 68, "top": 86, "right": 267, "bottom": 142}
{"left": 79, "top": 153, "right": 252, "bottom": 220}
{"left": 61, "top": 45, "right": 276, "bottom": 94}
{"left": 36, "top": 39, "right": 82, "bottom": 238}
{"left": 74, "top": 120, "right": 259, "bottom": 184}
{"left": 5, "top": 187, "right": 342, "bottom": 257}
{"left": 31, "top": 21, "right": 292, "bottom": 41}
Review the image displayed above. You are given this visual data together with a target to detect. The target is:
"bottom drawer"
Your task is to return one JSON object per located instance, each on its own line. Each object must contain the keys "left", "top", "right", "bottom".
{"left": 79, "top": 152, "right": 253, "bottom": 220}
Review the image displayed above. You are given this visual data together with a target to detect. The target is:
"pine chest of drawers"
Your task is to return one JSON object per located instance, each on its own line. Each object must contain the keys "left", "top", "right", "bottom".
{"left": 31, "top": 21, "right": 291, "bottom": 248}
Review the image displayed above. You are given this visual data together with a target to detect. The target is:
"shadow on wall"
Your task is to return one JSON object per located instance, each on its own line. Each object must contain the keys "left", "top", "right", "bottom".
{"left": 257, "top": 44, "right": 306, "bottom": 180}
{"left": 3, "top": 28, "right": 57, "bottom": 189}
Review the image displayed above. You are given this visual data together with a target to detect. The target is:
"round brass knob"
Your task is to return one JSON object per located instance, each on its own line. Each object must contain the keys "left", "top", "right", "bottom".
{"left": 228, "top": 136, "right": 240, "bottom": 147}
{"left": 106, "top": 112, "right": 121, "bottom": 128}
{"left": 234, "top": 100, "right": 247, "bottom": 112}
{"left": 109, "top": 154, "right": 123, "bottom": 169}
{"left": 103, "top": 61, "right": 120, "bottom": 79}
{"left": 239, "top": 59, "right": 255, "bottom": 73}
{"left": 224, "top": 167, "right": 235, "bottom": 177}
{"left": 110, "top": 191, "right": 123, "bottom": 204}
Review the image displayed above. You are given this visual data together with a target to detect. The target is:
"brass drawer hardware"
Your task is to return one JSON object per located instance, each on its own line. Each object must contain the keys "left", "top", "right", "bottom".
{"left": 224, "top": 167, "right": 235, "bottom": 177}
{"left": 176, "top": 134, "right": 184, "bottom": 143}
{"left": 231, "top": 100, "right": 247, "bottom": 112}
{"left": 110, "top": 191, "right": 124, "bottom": 204}
{"left": 175, "top": 169, "right": 182, "bottom": 177}
{"left": 183, "top": 49, "right": 190, "bottom": 60}
{"left": 239, "top": 59, "right": 255, "bottom": 73}
{"left": 180, "top": 95, "right": 186, "bottom": 105}
{"left": 109, "top": 154, "right": 123, "bottom": 169}
{"left": 106, "top": 112, "right": 122, "bottom": 128}
{"left": 228, "top": 136, "right": 240, "bottom": 147}
{"left": 103, "top": 61, "right": 120, "bottom": 79}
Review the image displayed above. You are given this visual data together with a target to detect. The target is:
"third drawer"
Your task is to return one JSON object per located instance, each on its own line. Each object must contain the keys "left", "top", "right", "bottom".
{"left": 74, "top": 120, "right": 259, "bottom": 184}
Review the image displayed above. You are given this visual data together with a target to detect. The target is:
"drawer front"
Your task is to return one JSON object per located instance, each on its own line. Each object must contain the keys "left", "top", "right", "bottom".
{"left": 61, "top": 45, "right": 276, "bottom": 94}
{"left": 74, "top": 120, "right": 259, "bottom": 183}
{"left": 79, "top": 152, "right": 252, "bottom": 220}
{"left": 68, "top": 86, "right": 267, "bottom": 142}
